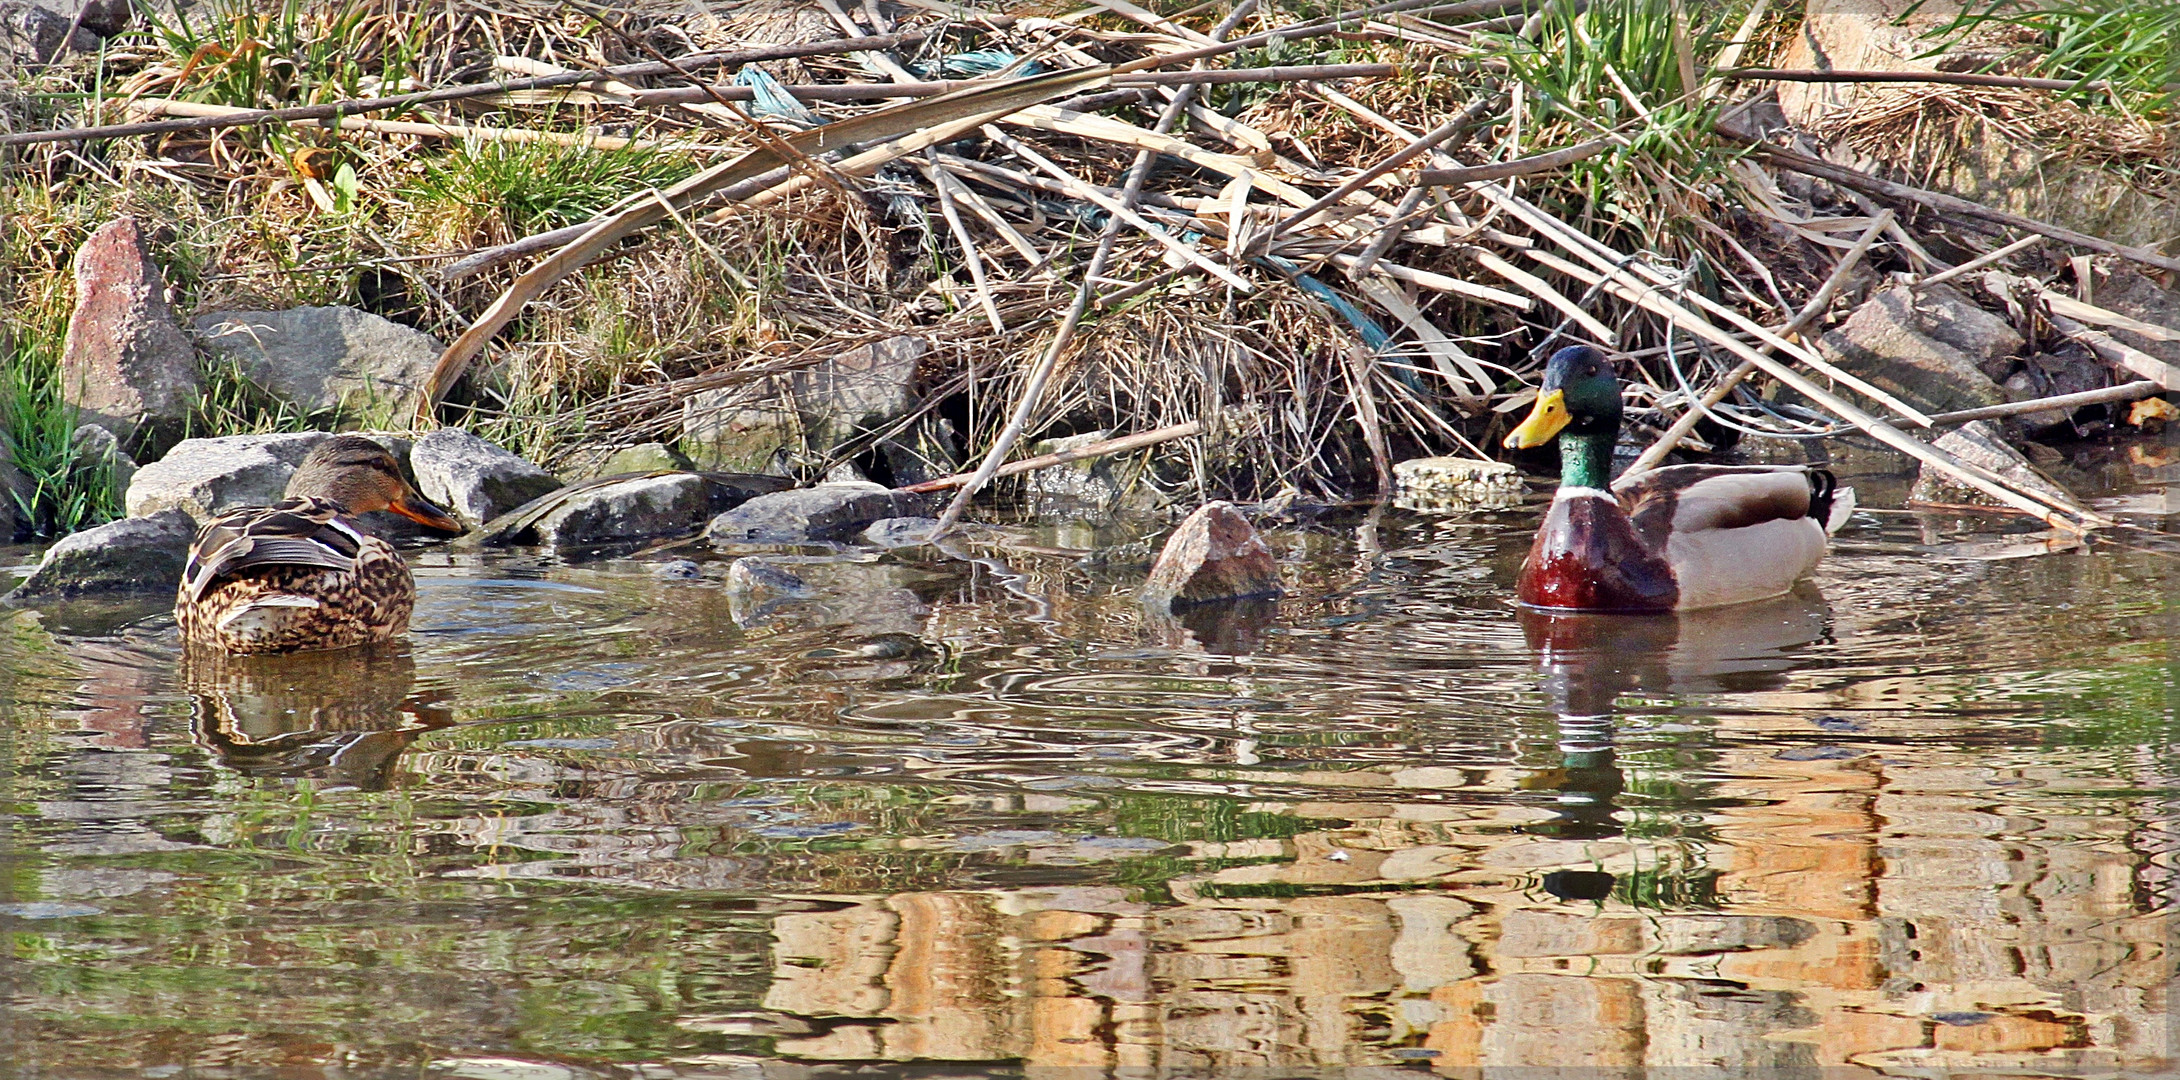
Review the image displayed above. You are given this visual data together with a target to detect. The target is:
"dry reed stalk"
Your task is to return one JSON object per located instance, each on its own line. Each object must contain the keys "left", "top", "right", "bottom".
{"left": 125, "top": 98, "right": 666, "bottom": 150}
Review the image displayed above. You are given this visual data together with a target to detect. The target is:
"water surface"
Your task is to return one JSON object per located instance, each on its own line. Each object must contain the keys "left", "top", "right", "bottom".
{"left": 2, "top": 452, "right": 2174, "bottom": 1078}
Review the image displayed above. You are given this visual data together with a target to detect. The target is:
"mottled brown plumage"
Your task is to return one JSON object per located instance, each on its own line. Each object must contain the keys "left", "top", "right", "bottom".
{"left": 176, "top": 436, "right": 464, "bottom": 654}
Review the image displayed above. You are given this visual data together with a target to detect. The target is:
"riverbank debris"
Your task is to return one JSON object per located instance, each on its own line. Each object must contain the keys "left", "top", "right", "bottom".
{"left": 6, "top": 0, "right": 2178, "bottom": 545}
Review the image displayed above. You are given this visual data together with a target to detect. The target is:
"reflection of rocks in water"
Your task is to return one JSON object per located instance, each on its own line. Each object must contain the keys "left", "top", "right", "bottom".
{"left": 1147, "top": 596, "right": 1277, "bottom": 655}
{"left": 182, "top": 645, "right": 447, "bottom": 790}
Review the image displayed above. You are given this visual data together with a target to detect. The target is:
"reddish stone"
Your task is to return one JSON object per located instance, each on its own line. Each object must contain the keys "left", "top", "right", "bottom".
{"left": 1141, "top": 501, "right": 1281, "bottom": 609}
{"left": 59, "top": 217, "right": 199, "bottom": 451}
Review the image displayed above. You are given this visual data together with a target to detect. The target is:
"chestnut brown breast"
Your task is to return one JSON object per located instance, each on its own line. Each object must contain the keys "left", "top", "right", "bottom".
{"left": 1515, "top": 493, "right": 1679, "bottom": 612}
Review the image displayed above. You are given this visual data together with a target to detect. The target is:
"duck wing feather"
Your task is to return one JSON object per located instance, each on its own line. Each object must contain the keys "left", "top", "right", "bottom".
{"left": 1614, "top": 465, "right": 1820, "bottom": 552}
{"left": 182, "top": 496, "right": 367, "bottom": 602}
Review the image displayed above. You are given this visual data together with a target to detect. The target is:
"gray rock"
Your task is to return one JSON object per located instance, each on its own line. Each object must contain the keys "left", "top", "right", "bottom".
{"left": 1910, "top": 283, "right": 2024, "bottom": 372}
{"left": 599, "top": 442, "right": 690, "bottom": 476}
{"left": 2001, "top": 352, "right": 2112, "bottom": 433}
{"left": 124, "top": 432, "right": 330, "bottom": 522}
{"left": 531, "top": 473, "right": 711, "bottom": 547}
{"left": 704, "top": 482, "right": 928, "bottom": 544}
{"left": 861, "top": 516, "right": 941, "bottom": 548}
{"left": 68, "top": 423, "right": 137, "bottom": 497}
{"left": 28, "top": 0, "right": 128, "bottom": 36}
{"left": 1, "top": 1, "right": 98, "bottom": 64}
{"left": 681, "top": 390, "right": 798, "bottom": 473}
{"left": 792, "top": 335, "right": 930, "bottom": 451}
{"left": 193, "top": 306, "right": 441, "bottom": 421}
{"left": 1910, "top": 420, "right": 2082, "bottom": 511}
{"left": 1141, "top": 501, "right": 1282, "bottom": 610}
{"left": 1818, "top": 286, "right": 2011, "bottom": 416}
{"left": 3, "top": 510, "right": 195, "bottom": 600}
{"left": 699, "top": 472, "right": 796, "bottom": 515}
{"left": 410, "top": 428, "right": 561, "bottom": 526}
{"left": 58, "top": 217, "right": 199, "bottom": 451}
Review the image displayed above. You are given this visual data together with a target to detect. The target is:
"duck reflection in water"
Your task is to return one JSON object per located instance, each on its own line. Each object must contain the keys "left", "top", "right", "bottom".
{"left": 182, "top": 645, "right": 451, "bottom": 791}
{"left": 1518, "top": 592, "right": 1833, "bottom": 847}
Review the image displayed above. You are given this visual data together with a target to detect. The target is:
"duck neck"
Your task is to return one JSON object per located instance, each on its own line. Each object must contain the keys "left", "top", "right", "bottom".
{"left": 1557, "top": 429, "right": 1615, "bottom": 491}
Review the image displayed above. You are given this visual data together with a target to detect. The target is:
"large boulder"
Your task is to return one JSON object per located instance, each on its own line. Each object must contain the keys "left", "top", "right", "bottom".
{"left": 529, "top": 473, "right": 712, "bottom": 547}
{"left": 58, "top": 217, "right": 199, "bottom": 451}
{"left": 193, "top": 306, "right": 440, "bottom": 421}
{"left": 3, "top": 510, "right": 195, "bottom": 600}
{"left": 1141, "top": 501, "right": 1281, "bottom": 610}
{"left": 1817, "top": 286, "right": 2013, "bottom": 416}
{"left": 409, "top": 428, "right": 561, "bottom": 526}
{"left": 704, "top": 482, "right": 928, "bottom": 544}
{"left": 124, "top": 432, "right": 329, "bottom": 522}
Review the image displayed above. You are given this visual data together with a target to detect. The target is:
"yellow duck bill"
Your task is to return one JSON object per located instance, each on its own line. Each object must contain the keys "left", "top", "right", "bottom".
{"left": 1505, "top": 388, "right": 1572, "bottom": 449}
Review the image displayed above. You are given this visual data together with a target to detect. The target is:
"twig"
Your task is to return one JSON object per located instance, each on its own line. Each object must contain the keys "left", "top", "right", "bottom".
{"left": 1413, "top": 138, "right": 1610, "bottom": 186}
{"left": 1913, "top": 235, "right": 2044, "bottom": 291}
{"left": 0, "top": 31, "right": 940, "bottom": 147}
{"left": 126, "top": 97, "right": 663, "bottom": 150}
{"left": 627, "top": 63, "right": 1400, "bottom": 105}
{"left": 897, "top": 421, "right": 1203, "bottom": 492}
{"left": 1925, "top": 381, "right": 2164, "bottom": 425}
{"left": 1716, "top": 67, "right": 2176, "bottom": 95}
{"left": 1625, "top": 210, "right": 1893, "bottom": 475}
{"left": 924, "top": 149, "right": 1005, "bottom": 333}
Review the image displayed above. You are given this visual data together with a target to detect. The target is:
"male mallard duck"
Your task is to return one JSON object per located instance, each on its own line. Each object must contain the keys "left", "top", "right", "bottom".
{"left": 1502, "top": 345, "right": 1853, "bottom": 612}
{"left": 176, "top": 436, "right": 464, "bottom": 654}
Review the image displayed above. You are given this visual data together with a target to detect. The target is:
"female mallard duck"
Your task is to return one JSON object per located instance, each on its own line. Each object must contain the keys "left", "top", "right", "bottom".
{"left": 176, "top": 436, "right": 464, "bottom": 654}
{"left": 1502, "top": 345, "right": 1853, "bottom": 612}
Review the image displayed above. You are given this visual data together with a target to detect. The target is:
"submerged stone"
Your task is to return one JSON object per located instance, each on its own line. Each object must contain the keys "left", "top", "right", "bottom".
{"left": 1909, "top": 420, "right": 2081, "bottom": 511}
